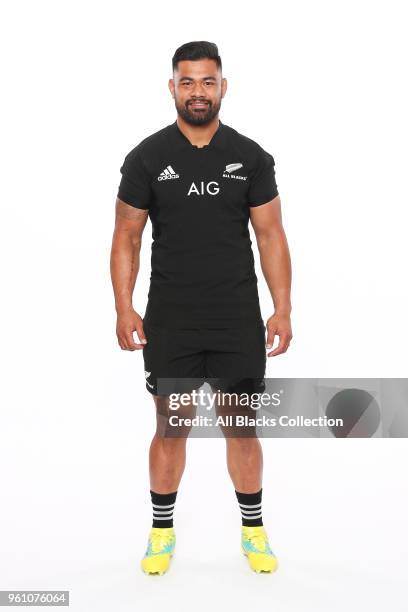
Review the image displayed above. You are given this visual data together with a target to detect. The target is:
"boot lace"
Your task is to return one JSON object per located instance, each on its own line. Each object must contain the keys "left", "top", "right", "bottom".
{"left": 150, "top": 530, "right": 174, "bottom": 554}
{"left": 245, "top": 528, "right": 268, "bottom": 553}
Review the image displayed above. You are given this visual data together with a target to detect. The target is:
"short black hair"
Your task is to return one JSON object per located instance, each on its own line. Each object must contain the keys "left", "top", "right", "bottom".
{"left": 172, "top": 41, "right": 222, "bottom": 72}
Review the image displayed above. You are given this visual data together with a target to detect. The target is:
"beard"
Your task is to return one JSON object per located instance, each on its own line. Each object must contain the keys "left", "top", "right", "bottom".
{"left": 175, "top": 96, "right": 222, "bottom": 126}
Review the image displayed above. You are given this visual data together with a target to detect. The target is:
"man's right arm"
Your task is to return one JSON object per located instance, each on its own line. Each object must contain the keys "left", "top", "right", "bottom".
{"left": 110, "top": 198, "right": 149, "bottom": 351}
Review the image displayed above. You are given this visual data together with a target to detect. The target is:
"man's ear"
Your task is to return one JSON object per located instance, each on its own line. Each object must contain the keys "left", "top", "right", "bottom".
{"left": 221, "top": 77, "right": 228, "bottom": 98}
{"left": 168, "top": 78, "right": 175, "bottom": 98}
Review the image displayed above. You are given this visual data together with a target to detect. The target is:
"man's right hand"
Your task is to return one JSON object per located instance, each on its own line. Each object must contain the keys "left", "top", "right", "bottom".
{"left": 116, "top": 308, "right": 147, "bottom": 351}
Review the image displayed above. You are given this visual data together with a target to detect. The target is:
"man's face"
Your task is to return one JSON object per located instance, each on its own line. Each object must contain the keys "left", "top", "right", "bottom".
{"left": 169, "top": 59, "right": 227, "bottom": 126}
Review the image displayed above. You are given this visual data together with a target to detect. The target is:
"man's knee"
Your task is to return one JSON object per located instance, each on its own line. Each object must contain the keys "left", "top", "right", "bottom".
{"left": 153, "top": 394, "right": 197, "bottom": 438}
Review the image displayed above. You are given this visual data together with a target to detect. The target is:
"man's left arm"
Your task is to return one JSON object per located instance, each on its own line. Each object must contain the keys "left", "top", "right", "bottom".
{"left": 250, "top": 195, "right": 293, "bottom": 357}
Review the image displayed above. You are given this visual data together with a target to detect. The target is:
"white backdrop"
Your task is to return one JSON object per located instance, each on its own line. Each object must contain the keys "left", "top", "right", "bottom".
{"left": 1, "top": 1, "right": 407, "bottom": 610}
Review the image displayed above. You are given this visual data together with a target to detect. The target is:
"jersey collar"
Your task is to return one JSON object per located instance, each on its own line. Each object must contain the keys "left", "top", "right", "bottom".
{"left": 170, "top": 119, "right": 228, "bottom": 152}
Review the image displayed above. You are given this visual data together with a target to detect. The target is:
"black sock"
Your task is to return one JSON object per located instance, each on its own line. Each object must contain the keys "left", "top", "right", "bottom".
{"left": 235, "top": 488, "right": 263, "bottom": 527}
{"left": 150, "top": 490, "right": 177, "bottom": 528}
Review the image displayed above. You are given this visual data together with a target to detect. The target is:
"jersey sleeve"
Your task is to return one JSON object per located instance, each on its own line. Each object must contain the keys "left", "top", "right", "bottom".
{"left": 247, "top": 147, "right": 279, "bottom": 207}
{"left": 117, "top": 145, "right": 153, "bottom": 209}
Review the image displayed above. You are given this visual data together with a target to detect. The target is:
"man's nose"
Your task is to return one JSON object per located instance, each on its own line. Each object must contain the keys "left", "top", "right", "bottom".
{"left": 191, "top": 82, "right": 206, "bottom": 97}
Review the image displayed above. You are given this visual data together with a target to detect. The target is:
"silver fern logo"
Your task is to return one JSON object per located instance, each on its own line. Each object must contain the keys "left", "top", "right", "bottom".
{"left": 225, "top": 163, "right": 243, "bottom": 173}
{"left": 223, "top": 162, "right": 247, "bottom": 181}
{"left": 144, "top": 371, "right": 151, "bottom": 379}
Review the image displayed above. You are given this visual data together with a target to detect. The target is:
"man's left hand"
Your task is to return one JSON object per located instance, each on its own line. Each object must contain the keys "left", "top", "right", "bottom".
{"left": 265, "top": 313, "right": 293, "bottom": 357}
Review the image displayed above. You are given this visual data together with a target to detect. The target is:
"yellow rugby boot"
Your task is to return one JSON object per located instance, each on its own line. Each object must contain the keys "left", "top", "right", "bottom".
{"left": 141, "top": 527, "right": 176, "bottom": 575}
{"left": 241, "top": 526, "right": 278, "bottom": 573}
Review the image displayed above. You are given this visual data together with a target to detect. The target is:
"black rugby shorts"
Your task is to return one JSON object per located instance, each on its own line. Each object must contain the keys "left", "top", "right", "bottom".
{"left": 142, "top": 320, "right": 267, "bottom": 396}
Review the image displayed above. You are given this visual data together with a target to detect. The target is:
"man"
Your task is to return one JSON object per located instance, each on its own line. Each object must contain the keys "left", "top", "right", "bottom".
{"left": 110, "top": 41, "right": 292, "bottom": 575}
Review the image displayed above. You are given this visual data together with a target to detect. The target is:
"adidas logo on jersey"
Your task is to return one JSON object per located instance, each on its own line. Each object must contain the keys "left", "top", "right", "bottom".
{"left": 158, "top": 165, "right": 179, "bottom": 181}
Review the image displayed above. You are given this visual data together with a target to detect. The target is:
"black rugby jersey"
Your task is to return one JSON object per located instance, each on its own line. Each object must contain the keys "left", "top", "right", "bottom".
{"left": 117, "top": 120, "right": 279, "bottom": 329}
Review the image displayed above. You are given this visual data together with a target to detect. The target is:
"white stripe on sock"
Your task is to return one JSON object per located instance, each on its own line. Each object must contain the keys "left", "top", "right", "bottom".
{"left": 242, "top": 513, "right": 262, "bottom": 519}
{"left": 239, "top": 502, "right": 262, "bottom": 509}
{"left": 152, "top": 503, "right": 175, "bottom": 509}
